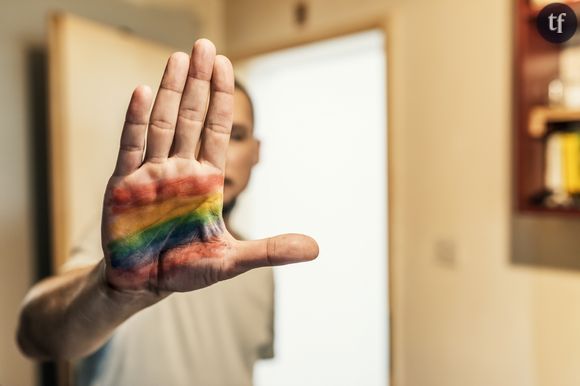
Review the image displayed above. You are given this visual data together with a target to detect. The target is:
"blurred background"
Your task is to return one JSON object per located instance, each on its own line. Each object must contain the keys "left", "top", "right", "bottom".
{"left": 3, "top": 0, "right": 580, "bottom": 385}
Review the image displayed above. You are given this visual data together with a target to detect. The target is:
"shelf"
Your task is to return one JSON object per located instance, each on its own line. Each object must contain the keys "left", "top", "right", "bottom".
{"left": 520, "top": 205, "right": 580, "bottom": 217}
{"left": 528, "top": 106, "right": 580, "bottom": 137}
{"left": 515, "top": 0, "right": 579, "bottom": 217}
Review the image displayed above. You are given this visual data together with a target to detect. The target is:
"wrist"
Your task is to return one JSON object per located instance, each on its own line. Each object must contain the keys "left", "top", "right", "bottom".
{"left": 95, "top": 259, "right": 169, "bottom": 310}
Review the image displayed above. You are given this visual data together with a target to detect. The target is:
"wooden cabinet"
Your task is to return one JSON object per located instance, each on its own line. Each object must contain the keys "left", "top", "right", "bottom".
{"left": 514, "top": 0, "right": 580, "bottom": 215}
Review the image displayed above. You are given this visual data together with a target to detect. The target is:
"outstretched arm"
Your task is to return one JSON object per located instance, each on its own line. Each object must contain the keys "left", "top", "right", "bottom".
{"left": 17, "top": 39, "right": 318, "bottom": 360}
{"left": 17, "top": 260, "right": 163, "bottom": 360}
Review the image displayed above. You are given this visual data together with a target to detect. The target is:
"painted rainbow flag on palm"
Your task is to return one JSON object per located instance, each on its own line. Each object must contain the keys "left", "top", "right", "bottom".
{"left": 106, "top": 174, "right": 225, "bottom": 275}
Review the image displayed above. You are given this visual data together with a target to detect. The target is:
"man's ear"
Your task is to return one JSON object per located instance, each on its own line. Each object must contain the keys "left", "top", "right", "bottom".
{"left": 253, "top": 139, "right": 261, "bottom": 165}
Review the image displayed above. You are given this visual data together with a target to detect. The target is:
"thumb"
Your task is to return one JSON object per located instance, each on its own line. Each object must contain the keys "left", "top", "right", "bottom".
{"left": 231, "top": 233, "right": 319, "bottom": 272}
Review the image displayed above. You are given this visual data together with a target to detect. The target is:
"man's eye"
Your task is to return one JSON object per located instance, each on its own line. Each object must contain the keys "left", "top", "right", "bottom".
{"left": 231, "top": 131, "right": 246, "bottom": 141}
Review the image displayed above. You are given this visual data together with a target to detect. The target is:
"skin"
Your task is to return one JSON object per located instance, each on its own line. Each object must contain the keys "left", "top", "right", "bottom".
{"left": 224, "top": 87, "right": 259, "bottom": 206}
{"left": 16, "top": 39, "right": 318, "bottom": 360}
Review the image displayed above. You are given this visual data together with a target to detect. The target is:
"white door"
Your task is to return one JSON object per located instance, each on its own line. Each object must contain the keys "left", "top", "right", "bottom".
{"left": 233, "top": 29, "right": 389, "bottom": 386}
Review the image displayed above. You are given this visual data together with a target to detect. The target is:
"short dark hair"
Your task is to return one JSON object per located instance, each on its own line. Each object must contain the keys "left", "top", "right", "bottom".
{"left": 234, "top": 79, "right": 255, "bottom": 125}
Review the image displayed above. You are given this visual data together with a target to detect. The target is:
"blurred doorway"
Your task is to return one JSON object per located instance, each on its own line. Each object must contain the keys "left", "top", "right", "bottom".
{"left": 233, "top": 29, "right": 389, "bottom": 386}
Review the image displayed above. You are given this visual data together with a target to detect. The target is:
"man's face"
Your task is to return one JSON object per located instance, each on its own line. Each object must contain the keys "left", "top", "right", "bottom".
{"left": 223, "top": 88, "right": 259, "bottom": 205}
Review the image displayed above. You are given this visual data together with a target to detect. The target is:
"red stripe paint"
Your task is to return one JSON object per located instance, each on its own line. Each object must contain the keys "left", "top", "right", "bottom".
{"left": 161, "top": 239, "right": 227, "bottom": 267}
{"left": 107, "top": 238, "right": 227, "bottom": 291}
{"left": 107, "top": 263, "right": 156, "bottom": 291}
{"left": 108, "top": 174, "right": 223, "bottom": 213}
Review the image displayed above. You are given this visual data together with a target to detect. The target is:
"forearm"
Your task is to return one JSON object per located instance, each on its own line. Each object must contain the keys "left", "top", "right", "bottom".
{"left": 17, "top": 259, "right": 167, "bottom": 360}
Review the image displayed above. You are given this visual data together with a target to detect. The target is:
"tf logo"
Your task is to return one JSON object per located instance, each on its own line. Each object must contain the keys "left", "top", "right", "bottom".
{"left": 536, "top": 3, "right": 578, "bottom": 43}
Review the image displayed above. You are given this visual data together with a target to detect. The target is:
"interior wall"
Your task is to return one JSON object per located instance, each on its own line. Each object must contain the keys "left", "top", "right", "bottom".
{"left": 0, "top": 1, "right": 221, "bottom": 385}
{"left": 124, "top": 0, "right": 226, "bottom": 49}
{"left": 225, "top": 1, "right": 580, "bottom": 386}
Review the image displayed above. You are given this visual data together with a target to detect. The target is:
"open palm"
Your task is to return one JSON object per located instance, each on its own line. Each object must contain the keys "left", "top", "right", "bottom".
{"left": 102, "top": 40, "right": 318, "bottom": 293}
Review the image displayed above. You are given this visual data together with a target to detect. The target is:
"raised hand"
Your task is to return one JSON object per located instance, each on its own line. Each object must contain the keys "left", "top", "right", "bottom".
{"left": 101, "top": 40, "right": 318, "bottom": 293}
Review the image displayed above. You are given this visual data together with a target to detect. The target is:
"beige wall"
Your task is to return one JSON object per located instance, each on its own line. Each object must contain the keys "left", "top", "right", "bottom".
{"left": 125, "top": 0, "right": 226, "bottom": 49}
{"left": 225, "top": 0, "right": 580, "bottom": 385}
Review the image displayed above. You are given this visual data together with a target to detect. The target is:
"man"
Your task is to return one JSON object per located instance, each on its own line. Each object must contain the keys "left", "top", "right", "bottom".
{"left": 17, "top": 39, "right": 319, "bottom": 385}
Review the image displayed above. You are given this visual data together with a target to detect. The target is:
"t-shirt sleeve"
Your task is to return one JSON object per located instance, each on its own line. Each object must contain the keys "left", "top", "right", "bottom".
{"left": 59, "top": 216, "right": 103, "bottom": 273}
{"left": 257, "top": 268, "right": 275, "bottom": 359}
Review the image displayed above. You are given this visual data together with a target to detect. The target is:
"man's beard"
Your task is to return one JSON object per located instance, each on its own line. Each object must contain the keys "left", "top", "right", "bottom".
{"left": 222, "top": 197, "right": 237, "bottom": 217}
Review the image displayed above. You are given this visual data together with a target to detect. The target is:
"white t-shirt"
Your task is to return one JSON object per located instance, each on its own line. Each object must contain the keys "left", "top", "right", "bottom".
{"left": 63, "top": 219, "right": 275, "bottom": 386}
